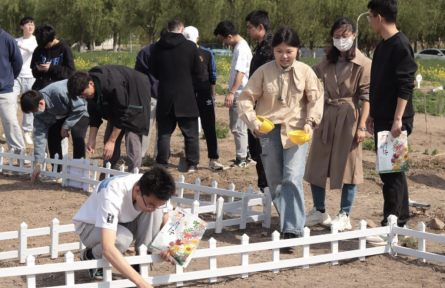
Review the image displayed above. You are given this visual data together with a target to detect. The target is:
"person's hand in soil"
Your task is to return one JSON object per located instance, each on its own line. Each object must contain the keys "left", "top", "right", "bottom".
{"left": 365, "top": 116, "right": 374, "bottom": 134}
{"left": 391, "top": 118, "right": 403, "bottom": 138}
{"left": 225, "top": 92, "right": 234, "bottom": 107}
{"left": 61, "top": 128, "right": 69, "bottom": 139}
{"left": 304, "top": 124, "right": 313, "bottom": 141}
{"left": 31, "top": 163, "right": 42, "bottom": 183}
{"left": 103, "top": 140, "right": 115, "bottom": 161}
{"left": 355, "top": 128, "right": 366, "bottom": 143}
{"left": 86, "top": 138, "right": 96, "bottom": 154}
{"left": 160, "top": 250, "right": 175, "bottom": 265}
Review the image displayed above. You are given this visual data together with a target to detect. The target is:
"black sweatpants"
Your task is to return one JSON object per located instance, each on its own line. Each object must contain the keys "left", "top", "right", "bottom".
{"left": 195, "top": 90, "right": 219, "bottom": 159}
{"left": 374, "top": 121, "right": 413, "bottom": 227}
{"left": 47, "top": 116, "right": 89, "bottom": 172}
{"left": 248, "top": 129, "right": 268, "bottom": 189}
{"left": 157, "top": 108, "right": 199, "bottom": 166}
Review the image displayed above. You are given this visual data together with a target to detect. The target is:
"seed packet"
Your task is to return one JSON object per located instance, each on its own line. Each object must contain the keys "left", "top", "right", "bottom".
{"left": 150, "top": 207, "right": 208, "bottom": 268}
{"left": 376, "top": 131, "right": 409, "bottom": 173}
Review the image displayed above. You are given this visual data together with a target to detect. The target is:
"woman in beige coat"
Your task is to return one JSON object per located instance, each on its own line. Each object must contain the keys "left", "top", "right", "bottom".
{"left": 238, "top": 26, "right": 324, "bottom": 239}
{"left": 304, "top": 17, "right": 371, "bottom": 231}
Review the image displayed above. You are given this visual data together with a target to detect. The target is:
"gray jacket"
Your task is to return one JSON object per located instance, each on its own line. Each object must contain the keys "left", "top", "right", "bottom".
{"left": 34, "top": 79, "right": 88, "bottom": 163}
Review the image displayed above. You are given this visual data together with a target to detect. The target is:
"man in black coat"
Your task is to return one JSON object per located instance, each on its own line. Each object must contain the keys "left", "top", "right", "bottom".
{"left": 67, "top": 66, "right": 151, "bottom": 177}
{"left": 150, "top": 18, "right": 204, "bottom": 172}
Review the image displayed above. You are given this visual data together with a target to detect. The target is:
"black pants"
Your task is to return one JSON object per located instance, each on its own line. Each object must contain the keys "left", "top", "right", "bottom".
{"left": 248, "top": 129, "right": 268, "bottom": 189}
{"left": 195, "top": 90, "right": 219, "bottom": 159}
{"left": 157, "top": 108, "right": 199, "bottom": 166}
{"left": 47, "top": 116, "right": 89, "bottom": 172}
{"left": 374, "top": 121, "right": 413, "bottom": 227}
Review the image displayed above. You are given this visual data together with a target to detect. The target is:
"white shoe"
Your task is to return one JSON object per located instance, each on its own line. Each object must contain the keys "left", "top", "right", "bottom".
{"left": 305, "top": 207, "right": 332, "bottom": 227}
{"left": 24, "top": 132, "right": 33, "bottom": 145}
{"left": 366, "top": 234, "right": 399, "bottom": 246}
{"left": 331, "top": 212, "right": 352, "bottom": 231}
{"left": 209, "top": 159, "right": 224, "bottom": 170}
{"left": 1, "top": 133, "right": 4, "bottom": 138}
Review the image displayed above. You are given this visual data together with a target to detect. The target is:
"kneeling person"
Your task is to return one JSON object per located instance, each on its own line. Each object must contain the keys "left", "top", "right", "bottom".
{"left": 72, "top": 166, "right": 175, "bottom": 286}
{"left": 20, "top": 79, "right": 89, "bottom": 182}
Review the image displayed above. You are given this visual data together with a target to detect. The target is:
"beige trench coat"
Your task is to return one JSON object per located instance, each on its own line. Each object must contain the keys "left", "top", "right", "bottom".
{"left": 304, "top": 49, "right": 371, "bottom": 190}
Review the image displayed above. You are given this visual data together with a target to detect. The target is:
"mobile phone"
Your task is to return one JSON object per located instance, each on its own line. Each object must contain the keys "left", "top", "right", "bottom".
{"left": 35, "top": 61, "right": 43, "bottom": 65}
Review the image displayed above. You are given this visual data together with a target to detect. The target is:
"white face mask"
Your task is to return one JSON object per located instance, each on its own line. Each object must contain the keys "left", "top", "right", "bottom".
{"left": 333, "top": 37, "right": 353, "bottom": 52}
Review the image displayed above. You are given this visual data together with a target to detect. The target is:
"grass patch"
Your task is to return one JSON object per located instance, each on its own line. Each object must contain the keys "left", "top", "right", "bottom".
{"left": 216, "top": 84, "right": 229, "bottom": 95}
{"left": 424, "top": 148, "right": 429, "bottom": 155}
{"left": 362, "top": 138, "right": 375, "bottom": 151}
{"left": 400, "top": 236, "right": 418, "bottom": 249}
{"left": 216, "top": 121, "right": 230, "bottom": 139}
{"left": 432, "top": 148, "right": 439, "bottom": 155}
{"left": 413, "top": 89, "right": 445, "bottom": 116}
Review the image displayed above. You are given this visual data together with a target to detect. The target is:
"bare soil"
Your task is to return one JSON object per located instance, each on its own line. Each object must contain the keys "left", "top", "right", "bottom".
{"left": 1, "top": 95, "right": 445, "bottom": 287}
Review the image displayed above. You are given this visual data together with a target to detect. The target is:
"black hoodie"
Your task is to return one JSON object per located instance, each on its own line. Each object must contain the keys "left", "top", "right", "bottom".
{"left": 31, "top": 40, "right": 76, "bottom": 90}
{"left": 150, "top": 32, "right": 205, "bottom": 120}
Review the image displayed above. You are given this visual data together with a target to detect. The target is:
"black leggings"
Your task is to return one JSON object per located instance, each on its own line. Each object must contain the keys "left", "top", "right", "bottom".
{"left": 47, "top": 116, "right": 89, "bottom": 172}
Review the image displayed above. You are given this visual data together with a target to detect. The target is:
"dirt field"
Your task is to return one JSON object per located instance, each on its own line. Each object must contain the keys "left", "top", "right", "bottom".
{"left": 1, "top": 95, "right": 445, "bottom": 288}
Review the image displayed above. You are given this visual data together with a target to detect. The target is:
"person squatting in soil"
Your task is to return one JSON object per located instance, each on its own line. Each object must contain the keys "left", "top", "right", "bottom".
{"left": 304, "top": 17, "right": 371, "bottom": 232}
{"left": 238, "top": 26, "right": 324, "bottom": 239}
{"left": 20, "top": 80, "right": 89, "bottom": 182}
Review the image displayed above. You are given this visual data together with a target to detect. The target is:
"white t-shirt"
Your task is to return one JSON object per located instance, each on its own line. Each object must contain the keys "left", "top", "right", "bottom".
{"left": 15, "top": 36, "right": 38, "bottom": 78}
{"left": 72, "top": 174, "right": 143, "bottom": 234}
{"left": 229, "top": 39, "right": 252, "bottom": 99}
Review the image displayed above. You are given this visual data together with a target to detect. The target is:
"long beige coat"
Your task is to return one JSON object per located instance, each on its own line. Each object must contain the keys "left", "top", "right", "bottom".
{"left": 304, "top": 50, "right": 371, "bottom": 190}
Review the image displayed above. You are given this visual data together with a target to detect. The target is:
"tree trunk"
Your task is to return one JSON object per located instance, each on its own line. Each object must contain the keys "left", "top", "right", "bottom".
{"left": 113, "top": 32, "right": 118, "bottom": 53}
{"left": 79, "top": 28, "right": 84, "bottom": 53}
{"left": 118, "top": 34, "right": 121, "bottom": 52}
{"left": 310, "top": 40, "right": 316, "bottom": 58}
{"left": 90, "top": 39, "right": 94, "bottom": 52}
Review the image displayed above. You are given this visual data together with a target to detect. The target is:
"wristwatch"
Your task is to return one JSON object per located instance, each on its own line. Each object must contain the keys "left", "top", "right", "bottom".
{"left": 357, "top": 127, "right": 367, "bottom": 131}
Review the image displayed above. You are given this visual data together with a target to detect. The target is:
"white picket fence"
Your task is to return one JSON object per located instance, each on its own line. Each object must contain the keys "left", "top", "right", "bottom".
{"left": 0, "top": 215, "right": 443, "bottom": 288}
{"left": 0, "top": 149, "right": 272, "bottom": 263}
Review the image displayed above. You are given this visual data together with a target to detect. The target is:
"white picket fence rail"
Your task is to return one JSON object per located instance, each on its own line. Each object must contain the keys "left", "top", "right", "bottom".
{"left": 0, "top": 215, "right": 443, "bottom": 288}
{"left": 0, "top": 149, "right": 272, "bottom": 263}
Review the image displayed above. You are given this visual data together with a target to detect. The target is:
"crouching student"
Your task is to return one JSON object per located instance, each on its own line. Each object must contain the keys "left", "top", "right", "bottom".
{"left": 20, "top": 79, "right": 89, "bottom": 183}
{"left": 72, "top": 166, "right": 176, "bottom": 287}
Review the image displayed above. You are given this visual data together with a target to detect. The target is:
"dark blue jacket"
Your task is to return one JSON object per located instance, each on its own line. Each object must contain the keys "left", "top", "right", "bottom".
{"left": 0, "top": 29, "right": 23, "bottom": 94}
{"left": 135, "top": 43, "right": 158, "bottom": 99}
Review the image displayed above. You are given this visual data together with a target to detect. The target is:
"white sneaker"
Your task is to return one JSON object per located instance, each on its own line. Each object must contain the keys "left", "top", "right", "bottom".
{"left": 24, "top": 132, "right": 33, "bottom": 145}
{"left": 331, "top": 212, "right": 352, "bottom": 231}
{"left": 305, "top": 207, "right": 332, "bottom": 227}
{"left": 209, "top": 159, "right": 224, "bottom": 170}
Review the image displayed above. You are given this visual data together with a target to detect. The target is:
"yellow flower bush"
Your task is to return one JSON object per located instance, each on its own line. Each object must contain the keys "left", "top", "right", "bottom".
{"left": 416, "top": 62, "right": 445, "bottom": 83}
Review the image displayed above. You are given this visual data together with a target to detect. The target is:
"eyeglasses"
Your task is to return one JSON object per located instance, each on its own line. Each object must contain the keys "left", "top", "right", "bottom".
{"left": 218, "top": 36, "right": 227, "bottom": 42}
{"left": 140, "top": 189, "right": 167, "bottom": 211}
{"left": 367, "top": 15, "right": 377, "bottom": 22}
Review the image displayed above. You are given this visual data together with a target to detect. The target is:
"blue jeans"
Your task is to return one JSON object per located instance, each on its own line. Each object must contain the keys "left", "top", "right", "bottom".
{"left": 259, "top": 125, "right": 308, "bottom": 236}
{"left": 310, "top": 183, "right": 357, "bottom": 215}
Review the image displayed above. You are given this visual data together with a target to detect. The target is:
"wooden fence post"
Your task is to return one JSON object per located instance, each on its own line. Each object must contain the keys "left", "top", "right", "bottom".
{"left": 9, "top": 148, "right": 15, "bottom": 173}
{"left": 92, "top": 160, "right": 99, "bottom": 185}
{"left": 133, "top": 167, "right": 139, "bottom": 174}
{"left": 359, "top": 220, "right": 367, "bottom": 261}
{"left": 331, "top": 223, "right": 339, "bottom": 265}
{"left": 42, "top": 152, "right": 47, "bottom": 175}
{"left": 193, "top": 178, "right": 201, "bottom": 202}
{"left": 65, "top": 251, "right": 75, "bottom": 286}
{"left": 241, "top": 234, "right": 249, "bottom": 278}
{"left": 177, "top": 175, "right": 185, "bottom": 208}
{"left": 216, "top": 197, "right": 224, "bottom": 233}
{"left": 19, "top": 222, "right": 28, "bottom": 263}
{"left": 53, "top": 153, "right": 60, "bottom": 177}
{"left": 139, "top": 245, "right": 149, "bottom": 278}
{"left": 247, "top": 186, "right": 253, "bottom": 212}
{"left": 0, "top": 146, "right": 4, "bottom": 173}
{"left": 227, "top": 183, "right": 235, "bottom": 217}
{"left": 103, "top": 259, "right": 113, "bottom": 283}
{"left": 211, "top": 180, "right": 218, "bottom": 213}
{"left": 302, "top": 227, "right": 310, "bottom": 269}
{"left": 418, "top": 222, "right": 426, "bottom": 263}
{"left": 19, "top": 150, "right": 25, "bottom": 176}
{"left": 388, "top": 215, "right": 398, "bottom": 256}
{"left": 191, "top": 200, "right": 200, "bottom": 217}
{"left": 209, "top": 238, "right": 217, "bottom": 283}
{"left": 272, "top": 231, "right": 280, "bottom": 273}
{"left": 262, "top": 188, "right": 272, "bottom": 228}
{"left": 50, "top": 218, "right": 60, "bottom": 259}
{"left": 240, "top": 194, "right": 248, "bottom": 230}
{"left": 120, "top": 165, "right": 125, "bottom": 172}
{"left": 26, "top": 255, "right": 36, "bottom": 288}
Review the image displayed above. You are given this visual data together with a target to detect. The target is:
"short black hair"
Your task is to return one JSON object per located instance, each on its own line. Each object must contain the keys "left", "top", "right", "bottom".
{"left": 367, "top": 0, "right": 398, "bottom": 24}
{"left": 245, "top": 10, "right": 270, "bottom": 32}
{"left": 272, "top": 26, "right": 300, "bottom": 49}
{"left": 213, "top": 20, "right": 238, "bottom": 38}
{"left": 326, "top": 17, "right": 357, "bottom": 64}
{"left": 21, "top": 90, "right": 43, "bottom": 114}
{"left": 67, "top": 71, "right": 92, "bottom": 100}
{"left": 35, "top": 23, "right": 56, "bottom": 47}
{"left": 168, "top": 18, "right": 184, "bottom": 32}
{"left": 20, "top": 16, "right": 35, "bottom": 26}
{"left": 138, "top": 166, "right": 176, "bottom": 200}
{"left": 160, "top": 27, "right": 168, "bottom": 37}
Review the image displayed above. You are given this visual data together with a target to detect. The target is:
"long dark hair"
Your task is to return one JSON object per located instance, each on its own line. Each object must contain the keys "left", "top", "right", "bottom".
{"left": 326, "top": 17, "right": 356, "bottom": 64}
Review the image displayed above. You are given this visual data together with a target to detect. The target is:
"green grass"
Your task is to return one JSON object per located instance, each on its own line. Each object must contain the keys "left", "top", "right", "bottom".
{"left": 413, "top": 89, "right": 445, "bottom": 116}
{"left": 215, "top": 121, "right": 230, "bottom": 139}
{"left": 362, "top": 138, "right": 376, "bottom": 151}
{"left": 216, "top": 84, "right": 229, "bottom": 95}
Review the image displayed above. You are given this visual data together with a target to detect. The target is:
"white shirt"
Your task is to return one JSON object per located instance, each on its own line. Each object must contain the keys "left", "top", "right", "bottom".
{"left": 15, "top": 35, "right": 38, "bottom": 78}
{"left": 229, "top": 39, "right": 252, "bottom": 99}
{"left": 72, "top": 174, "right": 143, "bottom": 234}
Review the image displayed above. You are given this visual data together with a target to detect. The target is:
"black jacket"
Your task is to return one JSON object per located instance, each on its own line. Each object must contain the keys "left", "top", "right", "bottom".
{"left": 87, "top": 65, "right": 151, "bottom": 135}
{"left": 31, "top": 40, "right": 75, "bottom": 90}
{"left": 249, "top": 32, "right": 274, "bottom": 78}
{"left": 150, "top": 32, "right": 204, "bottom": 120}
